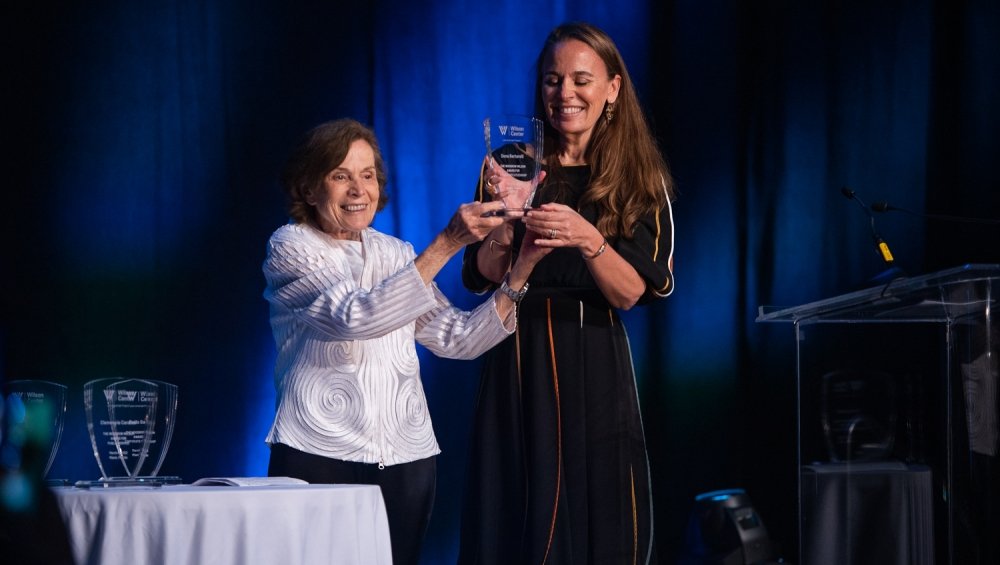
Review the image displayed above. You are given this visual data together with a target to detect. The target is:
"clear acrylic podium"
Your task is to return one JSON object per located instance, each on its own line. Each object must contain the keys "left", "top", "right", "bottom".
{"left": 757, "top": 264, "right": 999, "bottom": 565}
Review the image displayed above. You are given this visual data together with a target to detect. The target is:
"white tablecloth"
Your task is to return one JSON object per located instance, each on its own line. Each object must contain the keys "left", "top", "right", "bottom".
{"left": 53, "top": 484, "right": 392, "bottom": 565}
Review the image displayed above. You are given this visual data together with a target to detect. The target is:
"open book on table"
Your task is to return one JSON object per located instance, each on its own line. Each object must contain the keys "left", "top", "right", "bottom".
{"left": 191, "top": 476, "right": 307, "bottom": 487}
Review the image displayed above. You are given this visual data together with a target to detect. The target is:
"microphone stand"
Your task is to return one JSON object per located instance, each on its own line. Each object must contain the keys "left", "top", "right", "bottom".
{"left": 841, "top": 187, "right": 906, "bottom": 287}
{"left": 870, "top": 201, "right": 1000, "bottom": 225}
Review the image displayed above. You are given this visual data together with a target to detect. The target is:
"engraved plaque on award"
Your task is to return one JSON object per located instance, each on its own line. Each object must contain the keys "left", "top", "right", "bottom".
{"left": 77, "top": 378, "right": 181, "bottom": 487}
{"left": 2, "top": 380, "right": 68, "bottom": 481}
{"left": 482, "top": 114, "right": 545, "bottom": 217}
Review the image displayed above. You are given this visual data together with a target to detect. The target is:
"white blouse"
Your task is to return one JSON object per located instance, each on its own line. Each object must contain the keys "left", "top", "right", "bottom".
{"left": 262, "top": 223, "right": 511, "bottom": 466}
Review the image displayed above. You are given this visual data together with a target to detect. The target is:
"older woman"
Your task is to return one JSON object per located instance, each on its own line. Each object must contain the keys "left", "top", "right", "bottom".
{"left": 263, "top": 118, "right": 546, "bottom": 565}
{"left": 460, "top": 22, "right": 676, "bottom": 565}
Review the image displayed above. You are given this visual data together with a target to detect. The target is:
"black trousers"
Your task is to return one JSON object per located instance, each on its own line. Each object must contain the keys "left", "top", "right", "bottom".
{"left": 268, "top": 443, "right": 436, "bottom": 565}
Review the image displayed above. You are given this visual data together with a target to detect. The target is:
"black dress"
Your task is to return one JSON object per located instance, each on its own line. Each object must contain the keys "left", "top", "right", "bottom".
{"left": 458, "top": 166, "right": 674, "bottom": 565}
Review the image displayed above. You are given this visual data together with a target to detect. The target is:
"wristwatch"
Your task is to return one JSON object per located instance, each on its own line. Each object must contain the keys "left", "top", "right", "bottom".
{"left": 498, "top": 272, "right": 529, "bottom": 303}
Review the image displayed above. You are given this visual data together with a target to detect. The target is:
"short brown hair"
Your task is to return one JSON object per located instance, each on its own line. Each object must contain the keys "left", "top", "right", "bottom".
{"left": 282, "top": 119, "right": 389, "bottom": 226}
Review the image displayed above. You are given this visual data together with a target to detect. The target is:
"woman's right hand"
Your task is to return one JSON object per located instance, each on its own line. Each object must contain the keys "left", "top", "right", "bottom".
{"left": 485, "top": 169, "right": 546, "bottom": 218}
{"left": 494, "top": 228, "right": 550, "bottom": 323}
{"left": 505, "top": 229, "right": 551, "bottom": 289}
{"left": 514, "top": 228, "right": 552, "bottom": 270}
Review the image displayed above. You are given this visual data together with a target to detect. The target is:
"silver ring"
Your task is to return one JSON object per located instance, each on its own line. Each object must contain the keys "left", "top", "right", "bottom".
{"left": 548, "top": 229, "right": 557, "bottom": 239}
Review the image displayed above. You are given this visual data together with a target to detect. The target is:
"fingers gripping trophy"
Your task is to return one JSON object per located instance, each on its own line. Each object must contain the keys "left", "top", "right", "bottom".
{"left": 481, "top": 115, "right": 544, "bottom": 217}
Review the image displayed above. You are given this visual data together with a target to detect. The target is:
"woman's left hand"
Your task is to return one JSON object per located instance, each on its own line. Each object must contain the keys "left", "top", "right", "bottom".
{"left": 522, "top": 202, "right": 603, "bottom": 253}
{"left": 444, "top": 201, "right": 507, "bottom": 246}
{"left": 525, "top": 202, "right": 646, "bottom": 310}
{"left": 417, "top": 200, "right": 506, "bottom": 285}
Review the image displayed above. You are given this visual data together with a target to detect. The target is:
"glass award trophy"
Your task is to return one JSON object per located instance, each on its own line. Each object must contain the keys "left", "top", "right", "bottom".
{"left": 820, "top": 369, "right": 897, "bottom": 462}
{"left": 482, "top": 114, "right": 545, "bottom": 217}
{"left": 2, "top": 380, "right": 68, "bottom": 484}
{"left": 77, "top": 378, "right": 181, "bottom": 487}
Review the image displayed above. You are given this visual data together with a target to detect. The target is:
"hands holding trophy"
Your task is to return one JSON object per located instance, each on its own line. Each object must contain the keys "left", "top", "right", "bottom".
{"left": 482, "top": 114, "right": 544, "bottom": 217}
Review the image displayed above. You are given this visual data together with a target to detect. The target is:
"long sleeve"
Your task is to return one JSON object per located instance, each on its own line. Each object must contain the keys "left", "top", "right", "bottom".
{"left": 415, "top": 286, "right": 511, "bottom": 360}
{"left": 261, "top": 223, "right": 512, "bottom": 466}
{"left": 263, "top": 225, "right": 439, "bottom": 341}
{"left": 617, "top": 196, "right": 675, "bottom": 302}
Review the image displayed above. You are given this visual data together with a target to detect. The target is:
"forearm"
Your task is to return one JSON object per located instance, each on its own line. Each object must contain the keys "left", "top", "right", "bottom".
{"left": 490, "top": 258, "right": 531, "bottom": 326}
{"left": 414, "top": 231, "right": 465, "bottom": 284}
{"left": 581, "top": 235, "right": 646, "bottom": 310}
{"left": 269, "top": 264, "right": 437, "bottom": 340}
{"left": 475, "top": 224, "right": 513, "bottom": 284}
{"left": 416, "top": 287, "right": 513, "bottom": 358}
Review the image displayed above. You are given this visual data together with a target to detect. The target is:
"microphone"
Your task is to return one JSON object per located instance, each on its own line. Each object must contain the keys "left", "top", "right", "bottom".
{"left": 841, "top": 186, "right": 896, "bottom": 265}
{"left": 871, "top": 200, "right": 1000, "bottom": 225}
{"left": 870, "top": 201, "right": 892, "bottom": 213}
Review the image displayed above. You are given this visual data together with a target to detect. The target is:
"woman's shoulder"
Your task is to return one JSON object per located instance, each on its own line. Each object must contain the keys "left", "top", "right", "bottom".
{"left": 266, "top": 223, "right": 415, "bottom": 259}
{"left": 264, "top": 223, "right": 329, "bottom": 266}
{"left": 363, "top": 228, "right": 415, "bottom": 258}
{"left": 269, "top": 222, "right": 316, "bottom": 244}
{"left": 266, "top": 223, "right": 346, "bottom": 262}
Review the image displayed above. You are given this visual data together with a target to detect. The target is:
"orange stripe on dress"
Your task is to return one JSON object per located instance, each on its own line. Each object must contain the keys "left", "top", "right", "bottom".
{"left": 654, "top": 277, "right": 671, "bottom": 294}
{"left": 630, "top": 465, "right": 638, "bottom": 565}
{"left": 653, "top": 208, "right": 661, "bottom": 261}
{"left": 541, "top": 298, "right": 562, "bottom": 565}
{"left": 651, "top": 208, "right": 672, "bottom": 294}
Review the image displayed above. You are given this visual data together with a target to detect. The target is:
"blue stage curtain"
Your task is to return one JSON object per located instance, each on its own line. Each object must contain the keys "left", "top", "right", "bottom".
{"left": 3, "top": 1, "right": 998, "bottom": 562}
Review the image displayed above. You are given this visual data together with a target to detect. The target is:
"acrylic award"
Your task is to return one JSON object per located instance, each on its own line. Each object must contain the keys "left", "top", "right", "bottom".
{"left": 820, "top": 369, "right": 897, "bottom": 462}
{"left": 77, "top": 378, "right": 181, "bottom": 487}
{"left": 482, "top": 114, "right": 545, "bottom": 217}
{"left": 2, "top": 380, "right": 68, "bottom": 482}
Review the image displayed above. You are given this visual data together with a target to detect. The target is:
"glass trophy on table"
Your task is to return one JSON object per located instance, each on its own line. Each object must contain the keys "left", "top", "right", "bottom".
{"left": 76, "top": 378, "right": 181, "bottom": 487}
{"left": 481, "top": 114, "right": 545, "bottom": 217}
{"left": 2, "top": 380, "right": 69, "bottom": 485}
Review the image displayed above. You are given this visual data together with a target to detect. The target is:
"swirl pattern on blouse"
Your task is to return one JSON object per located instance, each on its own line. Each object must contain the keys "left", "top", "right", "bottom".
{"left": 263, "top": 223, "right": 512, "bottom": 466}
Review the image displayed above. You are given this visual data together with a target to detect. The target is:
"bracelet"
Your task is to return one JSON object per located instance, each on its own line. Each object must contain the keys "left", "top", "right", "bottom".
{"left": 498, "top": 272, "right": 529, "bottom": 303}
{"left": 488, "top": 239, "right": 511, "bottom": 253}
{"left": 582, "top": 239, "right": 608, "bottom": 260}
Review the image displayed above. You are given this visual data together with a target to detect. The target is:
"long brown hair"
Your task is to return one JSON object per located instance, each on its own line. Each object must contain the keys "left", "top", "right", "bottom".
{"left": 534, "top": 22, "right": 675, "bottom": 238}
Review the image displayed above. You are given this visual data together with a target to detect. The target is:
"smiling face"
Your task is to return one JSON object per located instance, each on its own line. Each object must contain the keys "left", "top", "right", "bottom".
{"left": 306, "top": 139, "right": 380, "bottom": 240}
{"left": 541, "top": 38, "right": 621, "bottom": 152}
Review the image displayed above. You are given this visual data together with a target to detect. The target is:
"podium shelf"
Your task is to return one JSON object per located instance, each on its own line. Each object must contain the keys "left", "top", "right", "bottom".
{"left": 757, "top": 264, "right": 1000, "bottom": 324}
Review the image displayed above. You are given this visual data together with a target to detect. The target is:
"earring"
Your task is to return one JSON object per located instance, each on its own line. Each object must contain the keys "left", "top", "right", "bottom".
{"left": 605, "top": 102, "right": 615, "bottom": 122}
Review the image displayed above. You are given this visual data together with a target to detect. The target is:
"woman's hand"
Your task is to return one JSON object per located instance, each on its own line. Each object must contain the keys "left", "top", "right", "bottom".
{"left": 484, "top": 169, "right": 546, "bottom": 219}
{"left": 523, "top": 203, "right": 645, "bottom": 309}
{"left": 474, "top": 169, "right": 546, "bottom": 284}
{"left": 417, "top": 200, "right": 505, "bottom": 285}
{"left": 494, "top": 229, "right": 552, "bottom": 324}
{"left": 443, "top": 200, "right": 508, "bottom": 247}
{"left": 522, "top": 202, "right": 604, "bottom": 255}
{"left": 513, "top": 228, "right": 552, "bottom": 271}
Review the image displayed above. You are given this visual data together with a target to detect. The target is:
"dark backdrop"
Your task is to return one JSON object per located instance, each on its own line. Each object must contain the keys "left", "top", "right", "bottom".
{"left": 4, "top": 1, "right": 998, "bottom": 563}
